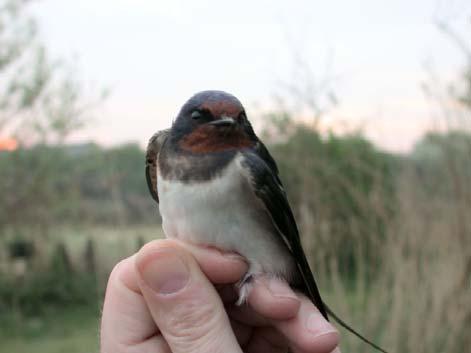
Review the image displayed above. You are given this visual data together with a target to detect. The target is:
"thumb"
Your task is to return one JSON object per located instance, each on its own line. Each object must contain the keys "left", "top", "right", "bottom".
{"left": 135, "top": 240, "right": 242, "bottom": 353}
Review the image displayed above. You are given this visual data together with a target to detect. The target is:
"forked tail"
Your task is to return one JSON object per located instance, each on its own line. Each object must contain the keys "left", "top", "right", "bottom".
{"left": 325, "top": 305, "right": 388, "bottom": 353}
{"left": 294, "top": 251, "right": 388, "bottom": 352}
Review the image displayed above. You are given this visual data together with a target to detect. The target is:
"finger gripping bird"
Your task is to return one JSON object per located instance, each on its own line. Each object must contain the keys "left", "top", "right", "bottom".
{"left": 146, "top": 90, "right": 388, "bottom": 353}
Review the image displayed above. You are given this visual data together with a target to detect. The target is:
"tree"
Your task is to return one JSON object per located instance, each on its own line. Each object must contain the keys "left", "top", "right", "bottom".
{"left": 0, "top": 0, "right": 103, "bottom": 232}
{"left": 0, "top": 0, "right": 88, "bottom": 143}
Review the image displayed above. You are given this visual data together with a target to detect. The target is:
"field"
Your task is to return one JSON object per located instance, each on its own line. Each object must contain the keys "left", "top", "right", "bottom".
{"left": 1, "top": 114, "right": 470, "bottom": 353}
{"left": 0, "top": 226, "right": 163, "bottom": 353}
{"left": 1, "top": 174, "right": 470, "bottom": 353}
{"left": 0, "top": 308, "right": 99, "bottom": 353}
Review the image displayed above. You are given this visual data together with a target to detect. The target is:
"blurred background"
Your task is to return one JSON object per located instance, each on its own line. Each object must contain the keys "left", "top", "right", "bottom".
{"left": 0, "top": 0, "right": 470, "bottom": 352}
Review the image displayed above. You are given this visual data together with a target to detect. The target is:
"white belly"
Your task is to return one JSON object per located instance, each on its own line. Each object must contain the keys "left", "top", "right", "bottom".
{"left": 157, "top": 155, "right": 295, "bottom": 279}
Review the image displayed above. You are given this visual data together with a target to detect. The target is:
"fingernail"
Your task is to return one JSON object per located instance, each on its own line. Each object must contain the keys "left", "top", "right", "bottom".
{"left": 306, "top": 312, "right": 338, "bottom": 337}
{"left": 140, "top": 252, "right": 189, "bottom": 294}
{"left": 267, "top": 278, "right": 298, "bottom": 300}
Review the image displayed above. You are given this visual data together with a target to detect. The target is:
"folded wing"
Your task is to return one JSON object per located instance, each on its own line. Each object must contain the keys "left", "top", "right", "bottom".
{"left": 242, "top": 151, "right": 328, "bottom": 320}
{"left": 146, "top": 129, "right": 170, "bottom": 203}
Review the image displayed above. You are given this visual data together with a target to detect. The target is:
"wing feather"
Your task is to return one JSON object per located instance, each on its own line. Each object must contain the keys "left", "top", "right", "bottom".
{"left": 145, "top": 129, "right": 170, "bottom": 203}
{"left": 242, "top": 151, "right": 328, "bottom": 320}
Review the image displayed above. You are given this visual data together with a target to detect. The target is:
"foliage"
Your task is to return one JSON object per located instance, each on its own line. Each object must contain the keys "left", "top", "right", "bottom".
{"left": 265, "top": 118, "right": 397, "bottom": 279}
{"left": 0, "top": 0, "right": 94, "bottom": 143}
{"left": 0, "top": 307, "right": 99, "bottom": 353}
{"left": 0, "top": 145, "right": 80, "bottom": 229}
{"left": 0, "top": 0, "right": 105, "bottom": 237}
{"left": 411, "top": 131, "right": 471, "bottom": 197}
{"left": 0, "top": 143, "right": 159, "bottom": 229}
{"left": 0, "top": 243, "right": 98, "bottom": 316}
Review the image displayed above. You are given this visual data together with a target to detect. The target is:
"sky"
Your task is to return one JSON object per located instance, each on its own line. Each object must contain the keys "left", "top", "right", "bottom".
{"left": 32, "top": 0, "right": 471, "bottom": 152}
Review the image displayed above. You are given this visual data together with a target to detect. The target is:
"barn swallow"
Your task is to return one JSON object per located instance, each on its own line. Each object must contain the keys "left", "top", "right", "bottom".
{"left": 146, "top": 90, "right": 387, "bottom": 353}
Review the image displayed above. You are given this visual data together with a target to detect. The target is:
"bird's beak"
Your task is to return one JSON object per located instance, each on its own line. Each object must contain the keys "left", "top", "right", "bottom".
{"left": 208, "top": 116, "right": 236, "bottom": 127}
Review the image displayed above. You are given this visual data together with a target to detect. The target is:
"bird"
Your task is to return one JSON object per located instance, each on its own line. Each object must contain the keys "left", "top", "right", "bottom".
{"left": 145, "top": 90, "right": 387, "bottom": 353}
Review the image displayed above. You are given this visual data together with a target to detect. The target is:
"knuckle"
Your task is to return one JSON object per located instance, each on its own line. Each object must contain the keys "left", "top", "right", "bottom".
{"left": 164, "top": 295, "right": 225, "bottom": 347}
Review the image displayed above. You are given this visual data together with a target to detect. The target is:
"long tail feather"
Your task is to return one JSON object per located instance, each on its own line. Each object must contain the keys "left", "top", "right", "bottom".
{"left": 325, "top": 305, "right": 389, "bottom": 353}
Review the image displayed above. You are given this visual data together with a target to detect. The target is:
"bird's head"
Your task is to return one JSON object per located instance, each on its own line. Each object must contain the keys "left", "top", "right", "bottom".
{"left": 171, "top": 90, "right": 257, "bottom": 153}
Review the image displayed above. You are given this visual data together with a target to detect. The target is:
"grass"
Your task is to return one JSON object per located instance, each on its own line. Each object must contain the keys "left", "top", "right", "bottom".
{"left": 0, "top": 308, "right": 100, "bottom": 353}
{"left": 0, "top": 225, "right": 164, "bottom": 353}
{"left": 1, "top": 149, "right": 470, "bottom": 353}
{"left": 0, "top": 225, "right": 163, "bottom": 279}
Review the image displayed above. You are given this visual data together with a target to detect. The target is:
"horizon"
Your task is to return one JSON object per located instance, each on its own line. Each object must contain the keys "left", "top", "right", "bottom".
{"left": 31, "top": 0, "right": 471, "bottom": 152}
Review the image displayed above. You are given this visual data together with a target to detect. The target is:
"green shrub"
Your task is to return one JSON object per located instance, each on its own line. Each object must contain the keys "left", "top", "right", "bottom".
{"left": 0, "top": 242, "right": 99, "bottom": 317}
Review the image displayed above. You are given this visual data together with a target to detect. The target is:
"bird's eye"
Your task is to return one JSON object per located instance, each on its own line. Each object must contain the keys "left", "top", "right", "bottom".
{"left": 191, "top": 110, "right": 202, "bottom": 120}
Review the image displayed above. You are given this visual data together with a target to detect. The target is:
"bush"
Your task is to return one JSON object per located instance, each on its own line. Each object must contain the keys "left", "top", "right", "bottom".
{"left": 266, "top": 121, "right": 398, "bottom": 281}
{"left": 0, "top": 242, "right": 99, "bottom": 317}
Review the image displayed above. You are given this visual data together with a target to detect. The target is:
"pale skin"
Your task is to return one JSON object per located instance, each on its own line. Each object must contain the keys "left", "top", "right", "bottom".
{"left": 100, "top": 239, "right": 340, "bottom": 353}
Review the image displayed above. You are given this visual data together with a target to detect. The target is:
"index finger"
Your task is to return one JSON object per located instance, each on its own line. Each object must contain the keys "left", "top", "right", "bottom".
{"left": 174, "top": 239, "right": 248, "bottom": 283}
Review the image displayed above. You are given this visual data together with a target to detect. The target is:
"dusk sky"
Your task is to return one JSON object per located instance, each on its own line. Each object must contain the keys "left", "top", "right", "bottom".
{"left": 33, "top": 0, "right": 470, "bottom": 152}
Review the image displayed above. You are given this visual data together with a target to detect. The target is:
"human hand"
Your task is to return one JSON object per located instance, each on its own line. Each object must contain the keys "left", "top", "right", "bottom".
{"left": 100, "top": 239, "right": 340, "bottom": 353}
